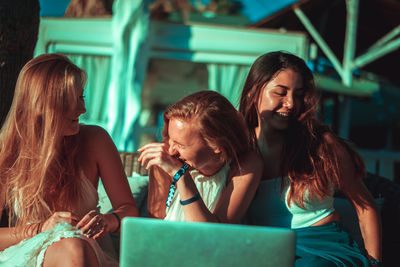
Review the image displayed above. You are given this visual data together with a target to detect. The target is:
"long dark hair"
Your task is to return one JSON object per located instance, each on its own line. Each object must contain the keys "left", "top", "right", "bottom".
{"left": 239, "top": 51, "right": 365, "bottom": 206}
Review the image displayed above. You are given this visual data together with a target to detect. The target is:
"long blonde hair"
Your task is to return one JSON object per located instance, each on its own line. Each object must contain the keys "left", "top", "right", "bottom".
{"left": 0, "top": 53, "right": 87, "bottom": 229}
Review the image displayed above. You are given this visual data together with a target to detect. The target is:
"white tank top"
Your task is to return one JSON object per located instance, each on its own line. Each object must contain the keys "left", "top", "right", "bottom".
{"left": 248, "top": 177, "right": 335, "bottom": 229}
{"left": 164, "top": 162, "right": 230, "bottom": 221}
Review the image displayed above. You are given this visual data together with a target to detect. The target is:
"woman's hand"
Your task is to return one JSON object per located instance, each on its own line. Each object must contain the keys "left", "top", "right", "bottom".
{"left": 138, "top": 142, "right": 183, "bottom": 177}
{"left": 41, "top": 211, "right": 80, "bottom": 233}
{"left": 76, "top": 210, "right": 110, "bottom": 239}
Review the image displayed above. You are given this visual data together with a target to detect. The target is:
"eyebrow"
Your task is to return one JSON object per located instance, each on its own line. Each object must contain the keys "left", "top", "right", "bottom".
{"left": 275, "top": 85, "right": 289, "bottom": 90}
{"left": 275, "top": 85, "right": 304, "bottom": 91}
{"left": 172, "top": 140, "right": 185, "bottom": 146}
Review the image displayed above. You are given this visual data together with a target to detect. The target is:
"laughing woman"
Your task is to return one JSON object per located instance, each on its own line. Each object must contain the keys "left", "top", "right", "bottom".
{"left": 240, "top": 51, "right": 382, "bottom": 266}
{"left": 138, "top": 91, "right": 262, "bottom": 223}
{"left": 0, "top": 53, "right": 138, "bottom": 266}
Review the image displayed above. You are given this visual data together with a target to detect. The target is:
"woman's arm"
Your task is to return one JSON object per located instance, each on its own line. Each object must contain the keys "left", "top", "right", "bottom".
{"left": 0, "top": 211, "right": 79, "bottom": 250}
{"left": 0, "top": 224, "right": 44, "bottom": 250}
{"left": 0, "top": 202, "right": 25, "bottom": 250}
{"left": 79, "top": 126, "right": 138, "bottom": 235}
{"left": 331, "top": 136, "right": 382, "bottom": 261}
{"left": 0, "top": 227, "right": 24, "bottom": 251}
{"left": 147, "top": 166, "right": 170, "bottom": 219}
{"left": 341, "top": 172, "right": 382, "bottom": 261}
{"left": 139, "top": 142, "right": 263, "bottom": 223}
{"left": 178, "top": 150, "right": 262, "bottom": 223}
{"left": 0, "top": 191, "right": 25, "bottom": 250}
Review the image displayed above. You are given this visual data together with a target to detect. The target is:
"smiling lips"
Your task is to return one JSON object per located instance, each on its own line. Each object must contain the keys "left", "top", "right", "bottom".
{"left": 276, "top": 111, "right": 291, "bottom": 118}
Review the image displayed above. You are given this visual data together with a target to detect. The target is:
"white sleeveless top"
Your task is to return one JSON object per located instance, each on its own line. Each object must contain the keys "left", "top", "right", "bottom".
{"left": 164, "top": 162, "right": 231, "bottom": 221}
{"left": 248, "top": 177, "right": 335, "bottom": 229}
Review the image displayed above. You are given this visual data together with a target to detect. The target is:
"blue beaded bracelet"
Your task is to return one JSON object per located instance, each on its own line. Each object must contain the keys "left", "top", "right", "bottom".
{"left": 166, "top": 163, "right": 190, "bottom": 207}
{"left": 180, "top": 193, "right": 201, "bottom": 205}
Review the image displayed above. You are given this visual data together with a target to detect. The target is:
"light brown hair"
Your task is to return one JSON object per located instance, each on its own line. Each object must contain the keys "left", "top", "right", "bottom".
{"left": 163, "top": 90, "right": 250, "bottom": 168}
{"left": 0, "top": 53, "right": 87, "bottom": 231}
{"left": 148, "top": 91, "right": 251, "bottom": 218}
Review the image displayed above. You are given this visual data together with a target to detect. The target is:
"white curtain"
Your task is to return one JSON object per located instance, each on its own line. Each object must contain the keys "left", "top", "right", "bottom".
{"left": 106, "top": 0, "right": 150, "bottom": 151}
{"left": 67, "top": 0, "right": 150, "bottom": 152}
{"left": 207, "top": 63, "right": 250, "bottom": 109}
{"left": 67, "top": 55, "right": 111, "bottom": 128}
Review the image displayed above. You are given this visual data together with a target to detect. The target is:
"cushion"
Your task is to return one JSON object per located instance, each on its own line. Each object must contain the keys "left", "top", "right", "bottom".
{"left": 97, "top": 174, "right": 149, "bottom": 215}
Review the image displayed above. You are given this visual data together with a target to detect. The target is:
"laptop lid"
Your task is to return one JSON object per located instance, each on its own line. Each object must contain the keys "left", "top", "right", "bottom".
{"left": 120, "top": 217, "right": 295, "bottom": 267}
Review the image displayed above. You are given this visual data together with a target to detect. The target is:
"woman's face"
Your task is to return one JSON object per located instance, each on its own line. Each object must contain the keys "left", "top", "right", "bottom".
{"left": 256, "top": 68, "right": 304, "bottom": 132}
{"left": 167, "top": 118, "right": 222, "bottom": 174}
{"left": 62, "top": 90, "right": 86, "bottom": 136}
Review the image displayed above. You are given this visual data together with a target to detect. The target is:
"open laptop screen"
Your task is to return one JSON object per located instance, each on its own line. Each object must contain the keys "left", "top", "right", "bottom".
{"left": 120, "top": 217, "right": 295, "bottom": 267}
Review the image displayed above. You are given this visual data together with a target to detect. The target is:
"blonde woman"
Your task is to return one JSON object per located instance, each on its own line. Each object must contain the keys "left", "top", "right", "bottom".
{"left": 0, "top": 53, "right": 138, "bottom": 266}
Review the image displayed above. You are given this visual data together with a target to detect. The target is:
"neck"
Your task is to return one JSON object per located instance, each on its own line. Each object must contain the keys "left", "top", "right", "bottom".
{"left": 255, "top": 124, "right": 285, "bottom": 147}
{"left": 197, "top": 157, "right": 226, "bottom": 177}
{"left": 255, "top": 127, "right": 286, "bottom": 180}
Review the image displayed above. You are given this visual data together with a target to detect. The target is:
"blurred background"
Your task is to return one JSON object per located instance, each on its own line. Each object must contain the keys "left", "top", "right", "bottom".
{"left": 2, "top": 0, "right": 400, "bottom": 181}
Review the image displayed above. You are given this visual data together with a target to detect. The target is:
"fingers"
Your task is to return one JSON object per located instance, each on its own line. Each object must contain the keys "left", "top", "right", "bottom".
{"left": 137, "top": 142, "right": 168, "bottom": 154}
{"left": 76, "top": 210, "right": 94, "bottom": 229}
{"left": 138, "top": 144, "right": 170, "bottom": 168}
{"left": 138, "top": 143, "right": 167, "bottom": 164}
{"left": 57, "top": 211, "right": 80, "bottom": 225}
{"left": 140, "top": 151, "right": 165, "bottom": 170}
{"left": 77, "top": 210, "right": 105, "bottom": 239}
{"left": 138, "top": 142, "right": 185, "bottom": 177}
{"left": 42, "top": 211, "right": 80, "bottom": 232}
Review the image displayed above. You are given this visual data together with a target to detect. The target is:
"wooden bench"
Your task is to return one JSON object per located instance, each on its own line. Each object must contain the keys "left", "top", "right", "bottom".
{"left": 119, "top": 152, "right": 148, "bottom": 177}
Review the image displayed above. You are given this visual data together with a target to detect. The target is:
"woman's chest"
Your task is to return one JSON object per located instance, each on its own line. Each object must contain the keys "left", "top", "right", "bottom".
{"left": 76, "top": 150, "right": 99, "bottom": 187}
{"left": 261, "top": 151, "right": 283, "bottom": 180}
{"left": 258, "top": 140, "right": 284, "bottom": 180}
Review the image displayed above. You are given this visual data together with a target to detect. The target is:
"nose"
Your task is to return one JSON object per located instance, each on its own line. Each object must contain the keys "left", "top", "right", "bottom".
{"left": 168, "top": 142, "right": 177, "bottom": 155}
{"left": 283, "top": 94, "right": 294, "bottom": 109}
{"left": 76, "top": 98, "right": 86, "bottom": 115}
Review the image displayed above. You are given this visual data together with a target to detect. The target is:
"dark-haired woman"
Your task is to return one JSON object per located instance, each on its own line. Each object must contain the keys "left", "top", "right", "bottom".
{"left": 240, "top": 51, "right": 381, "bottom": 266}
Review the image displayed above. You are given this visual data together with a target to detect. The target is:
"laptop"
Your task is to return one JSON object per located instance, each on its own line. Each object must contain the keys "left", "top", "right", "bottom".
{"left": 120, "top": 217, "right": 295, "bottom": 267}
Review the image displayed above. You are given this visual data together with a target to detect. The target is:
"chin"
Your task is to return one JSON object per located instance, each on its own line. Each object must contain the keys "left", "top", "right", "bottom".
{"left": 63, "top": 126, "right": 80, "bottom": 136}
{"left": 270, "top": 121, "right": 290, "bottom": 131}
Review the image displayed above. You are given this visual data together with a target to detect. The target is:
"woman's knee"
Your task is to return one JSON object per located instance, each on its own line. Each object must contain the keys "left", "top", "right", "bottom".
{"left": 43, "top": 237, "right": 98, "bottom": 267}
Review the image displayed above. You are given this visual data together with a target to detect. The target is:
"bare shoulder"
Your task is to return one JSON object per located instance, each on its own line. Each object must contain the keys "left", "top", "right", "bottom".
{"left": 241, "top": 150, "right": 264, "bottom": 171}
{"left": 322, "top": 131, "right": 353, "bottom": 159}
{"left": 322, "top": 131, "right": 337, "bottom": 145}
{"left": 79, "top": 124, "right": 110, "bottom": 140}
{"left": 77, "top": 125, "right": 123, "bottom": 182}
{"left": 230, "top": 150, "right": 263, "bottom": 177}
{"left": 77, "top": 124, "right": 116, "bottom": 155}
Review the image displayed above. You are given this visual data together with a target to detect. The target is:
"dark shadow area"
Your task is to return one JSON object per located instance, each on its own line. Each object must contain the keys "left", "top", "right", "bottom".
{"left": 364, "top": 173, "right": 400, "bottom": 267}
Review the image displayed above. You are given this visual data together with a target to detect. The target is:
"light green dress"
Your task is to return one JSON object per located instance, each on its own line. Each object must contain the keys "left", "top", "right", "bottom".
{"left": 0, "top": 177, "right": 118, "bottom": 267}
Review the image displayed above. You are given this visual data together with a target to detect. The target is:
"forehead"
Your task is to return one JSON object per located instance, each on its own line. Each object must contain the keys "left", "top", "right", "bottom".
{"left": 267, "top": 68, "right": 303, "bottom": 89}
{"left": 168, "top": 118, "right": 202, "bottom": 144}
